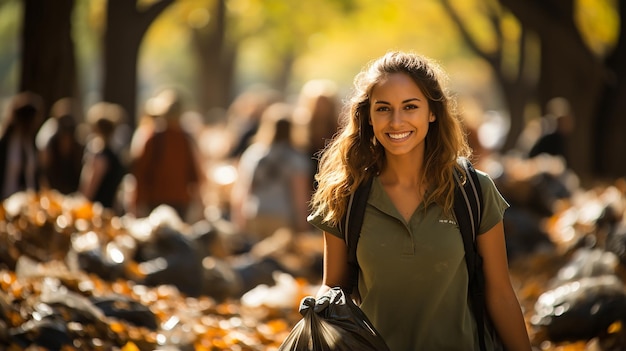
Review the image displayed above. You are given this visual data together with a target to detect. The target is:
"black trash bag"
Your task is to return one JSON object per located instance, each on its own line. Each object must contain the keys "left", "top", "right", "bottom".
{"left": 91, "top": 294, "right": 158, "bottom": 330}
{"left": 532, "top": 275, "right": 626, "bottom": 342}
{"left": 278, "top": 287, "right": 390, "bottom": 351}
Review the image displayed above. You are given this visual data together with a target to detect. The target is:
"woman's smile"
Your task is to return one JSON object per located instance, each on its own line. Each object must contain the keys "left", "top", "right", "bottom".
{"left": 387, "top": 131, "right": 413, "bottom": 141}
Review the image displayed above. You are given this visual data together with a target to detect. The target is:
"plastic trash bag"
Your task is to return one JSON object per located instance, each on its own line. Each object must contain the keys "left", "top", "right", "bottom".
{"left": 532, "top": 274, "right": 626, "bottom": 342}
{"left": 278, "top": 287, "right": 390, "bottom": 351}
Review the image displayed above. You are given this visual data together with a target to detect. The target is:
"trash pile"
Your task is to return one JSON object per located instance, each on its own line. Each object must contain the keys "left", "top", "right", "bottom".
{"left": 0, "top": 190, "right": 320, "bottom": 350}
{"left": 497, "top": 156, "right": 626, "bottom": 351}
{"left": 1, "top": 155, "right": 626, "bottom": 350}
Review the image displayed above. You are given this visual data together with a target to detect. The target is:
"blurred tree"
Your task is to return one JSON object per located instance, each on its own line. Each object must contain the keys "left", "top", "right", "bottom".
{"left": 595, "top": 1, "right": 626, "bottom": 178}
{"left": 0, "top": 0, "right": 21, "bottom": 98}
{"left": 103, "top": 0, "right": 174, "bottom": 129}
{"left": 442, "top": 0, "right": 535, "bottom": 154}
{"left": 190, "top": 0, "right": 236, "bottom": 116}
{"left": 443, "top": 0, "right": 623, "bottom": 181}
{"left": 19, "top": 0, "right": 77, "bottom": 117}
{"left": 498, "top": 0, "right": 609, "bottom": 181}
{"left": 7, "top": 0, "right": 623, "bottom": 181}
{"left": 187, "top": 0, "right": 358, "bottom": 114}
{"left": 251, "top": 0, "right": 358, "bottom": 92}
{"left": 145, "top": 0, "right": 359, "bottom": 116}
{"left": 290, "top": 0, "right": 471, "bottom": 90}
{"left": 500, "top": 0, "right": 625, "bottom": 180}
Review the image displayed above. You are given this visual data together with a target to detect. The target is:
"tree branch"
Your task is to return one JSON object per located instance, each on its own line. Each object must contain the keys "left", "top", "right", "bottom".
{"left": 138, "top": 0, "right": 176, "bottom": 32}
{"left": 440, "top": 0, "right": 500, "bottom": 68}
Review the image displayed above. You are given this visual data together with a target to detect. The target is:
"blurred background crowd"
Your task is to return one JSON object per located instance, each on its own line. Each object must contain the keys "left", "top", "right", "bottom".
{"left": 1, "top": 0, "right": 626, "bottom": 350}
{"left": 0, "top": 76, "right": 342, "bottom": 237}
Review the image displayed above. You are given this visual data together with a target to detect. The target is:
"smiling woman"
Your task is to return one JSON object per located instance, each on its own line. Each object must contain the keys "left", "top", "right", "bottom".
{"left": 307, "top": 51, "right": 532, "bottom": 351}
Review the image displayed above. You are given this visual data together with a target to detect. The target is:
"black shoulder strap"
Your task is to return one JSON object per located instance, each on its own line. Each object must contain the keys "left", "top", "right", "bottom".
{"left": 340, "top": 176, "right": 373, "bottom": 294}
{"left": 453, "top": 158, "right": 482, "bottom": 244}
{"left": 453, "top": 157, "right": 487, "bottom": 351}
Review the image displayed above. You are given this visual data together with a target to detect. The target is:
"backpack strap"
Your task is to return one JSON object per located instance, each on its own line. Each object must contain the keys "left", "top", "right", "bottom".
{"left": 453, "top": 157, "right": 487, "bottom": 351}
{"left": 340, "top": 176, "right": 373, "bottom": 295}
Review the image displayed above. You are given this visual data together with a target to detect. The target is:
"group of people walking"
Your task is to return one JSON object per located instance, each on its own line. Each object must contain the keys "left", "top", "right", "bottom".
{"left": 0, "top": 88, "right": 204, "bottom": 222}
{"left": 0, "top": 79, "right": 340, "bottom": 234}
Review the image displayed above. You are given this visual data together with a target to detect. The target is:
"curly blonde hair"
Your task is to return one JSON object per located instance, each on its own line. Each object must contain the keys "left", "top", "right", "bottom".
{"left": 309, "top": 51, "right": 471, "bottom": 226}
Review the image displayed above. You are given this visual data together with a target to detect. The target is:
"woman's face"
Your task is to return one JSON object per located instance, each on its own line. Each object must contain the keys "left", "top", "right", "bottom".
{"left": 369, "top": 72, "right": 435, "bottom": 159}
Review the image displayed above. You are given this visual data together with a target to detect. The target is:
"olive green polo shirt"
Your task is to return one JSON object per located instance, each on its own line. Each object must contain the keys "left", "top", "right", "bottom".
{"left": 308, "top": 170, "right": 508, "bottom": 350}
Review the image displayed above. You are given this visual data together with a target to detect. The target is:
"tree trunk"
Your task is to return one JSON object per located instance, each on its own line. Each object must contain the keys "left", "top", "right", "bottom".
{"left": 499, "top": 79, "right": 532, "bottom": 152}
{"left": 498, "top": 0, "right": 608, "bottom": 182}
{"left": 20, "top": 0, "right": 77, "bottom": 117}
{"left": 595, "top": 1, "right": 626, "bottom": 179}
{"left": 273, "top": 51, "right": 295, "bottom": 95}
{"left": 102, "top": 0, "right": 174, "bottom": 130}
{"left": 192, "top": 0, "right": 237, "bottom": 118}
{"left": 537, "top": 36, "right": 604, "bottom": 182}
{"left": 440, "top": 0, "right": 536, "bottom": 152}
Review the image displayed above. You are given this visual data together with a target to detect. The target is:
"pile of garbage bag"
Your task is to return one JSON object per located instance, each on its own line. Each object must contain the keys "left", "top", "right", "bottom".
{"left": 0, "top": 190, "right": 319, "bottom": 350}
{"left": 2, "top": 155, "right": 626, "bottom": 350}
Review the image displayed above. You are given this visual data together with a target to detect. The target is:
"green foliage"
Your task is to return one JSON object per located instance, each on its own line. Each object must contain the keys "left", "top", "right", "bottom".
{"left": 289, "top": 0, "right": 481, "bottom": 94}
{"left": 575, "top": 0, "right": 619, "bottom": 56}
{"left": 0, "top": 0, "right": 20, "bottom": 98}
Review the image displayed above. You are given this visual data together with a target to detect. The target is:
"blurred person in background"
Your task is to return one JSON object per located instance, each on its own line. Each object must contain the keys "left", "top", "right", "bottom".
{"left": 293, "top": 79, "right": 341, "bottom": 193}
{"left": 225, "top": 85, "right": 281, "bottom": 159}
{"left": 129, "top": 103, "right": 158, "bottom": 162}
{"left": 36, "top": 97, "right": 85, "bottom": 195}
{"left": 0, "top": 91, "right": 44, "bottom": 201}
{"left": 130, "top": 88, "right": 205, "bottom": 221}
{"left": 528, "top": 97, "right": 574, "bottom": 166}
{"left": 230, "top": 102, "right": 311, "bottom": 241}
{"left": 79, "top": 102, "right": 127, "bottom": 210}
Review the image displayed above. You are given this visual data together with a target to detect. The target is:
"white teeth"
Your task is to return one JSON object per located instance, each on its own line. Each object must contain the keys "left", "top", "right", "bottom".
{"left": 388, "top": 132, "right": 411, "bottom": 139}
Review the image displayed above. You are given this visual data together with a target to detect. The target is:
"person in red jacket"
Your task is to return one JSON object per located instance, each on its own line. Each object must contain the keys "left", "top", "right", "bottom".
{"left": 130, "top": 88, "right": 205, "bottom": 221}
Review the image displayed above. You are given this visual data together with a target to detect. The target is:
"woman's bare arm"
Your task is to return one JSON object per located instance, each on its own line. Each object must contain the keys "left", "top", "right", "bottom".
{"left": 478, "top": 221, "right": 532, "bottom": 351}
{"left": 317, "top": 231, "right": 350, "bottom": 297}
